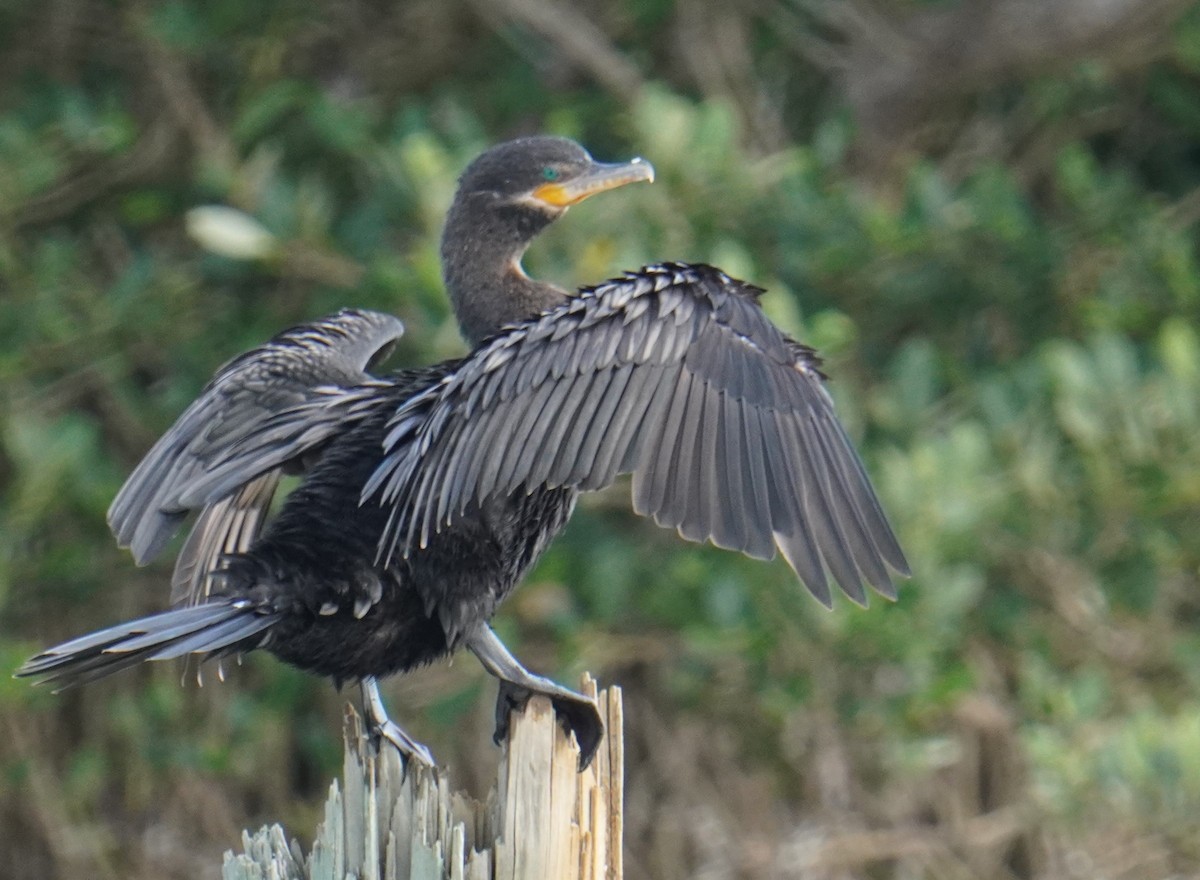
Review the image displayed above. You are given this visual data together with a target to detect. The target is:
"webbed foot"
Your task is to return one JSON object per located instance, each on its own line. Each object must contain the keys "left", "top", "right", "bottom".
{"left": 467, "top": 624, "right": 603, "bottom": 770}
{"left": 493, "top": 678, "right": 603, "bottom": 770}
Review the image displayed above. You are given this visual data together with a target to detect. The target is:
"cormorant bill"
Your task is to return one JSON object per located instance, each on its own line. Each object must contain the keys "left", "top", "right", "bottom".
{"left": 17, "top": 136, "right": 909, "bottom": 771}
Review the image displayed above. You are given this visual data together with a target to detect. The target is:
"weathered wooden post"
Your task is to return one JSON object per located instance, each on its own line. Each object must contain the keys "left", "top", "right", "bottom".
{"left": 222, "top": 675, "right": 623, "bottom": 880}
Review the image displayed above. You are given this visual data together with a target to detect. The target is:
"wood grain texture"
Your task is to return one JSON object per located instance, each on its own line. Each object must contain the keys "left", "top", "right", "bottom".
{"left": 223, "top": 675, "right": 623, "bottom": 880}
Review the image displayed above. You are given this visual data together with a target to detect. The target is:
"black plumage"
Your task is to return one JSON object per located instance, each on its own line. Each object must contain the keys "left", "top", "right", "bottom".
{"left": 18, "top": 136, "right": 909, "bottom": 770}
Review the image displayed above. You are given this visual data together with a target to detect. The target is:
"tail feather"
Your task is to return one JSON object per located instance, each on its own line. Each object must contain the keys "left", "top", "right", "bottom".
{"left": 144, "top": 614, "right": 270, "bottom": 660}
{"left": 27, "top": 645, "right": 161, "bottom": 689}
{"left": 16, "top": 600, "right": 279, "bottom": 690}
{"left": 45, "top": 604, "right": 243, "bottom": 658}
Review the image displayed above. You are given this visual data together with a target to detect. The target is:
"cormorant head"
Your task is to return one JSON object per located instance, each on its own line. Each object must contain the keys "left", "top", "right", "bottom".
{"left": 454, "top": 135, "right": 654, "bottom": 220}
{"left": 441, "top": 136, "right": 654, "bottom": 343}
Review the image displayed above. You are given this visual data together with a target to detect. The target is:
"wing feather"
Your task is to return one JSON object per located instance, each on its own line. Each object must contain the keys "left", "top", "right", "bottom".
{"left": 709, "top": 391, "right": 745, "bottom": 553}
{"left": 668, "top": 371, "right": 708, "bottom": 539}
{"left": 735, "top": 396, "right": 774, "bottom": 559}
{"left": 571, "top": 363, "right": 643, "bottom": 489}
{"left": 820, "top": 412, "right": 909, "bottom": 576}
{"left": 502, "top": 370, "right": 581, "bottom": 494}
{"left": 170, "top": 471, "right": 282, "bottom": 607}
{"left": 807, "top": 415, "right": 895, "bottom": 595}
{"left": 648, "top": 368, "right": 696, "bottom": 525}
{"left": 624, "top": 362, "right": 680, "bottom": 483}
{"left": 528, "top": 370, "right": 604, "bottom": 488}
{"left": 788, "top": 414, "right": 864, "bottom": 605}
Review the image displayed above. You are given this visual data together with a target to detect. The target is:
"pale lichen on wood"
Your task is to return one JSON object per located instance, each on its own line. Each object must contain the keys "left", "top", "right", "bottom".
{"left": 222, "top": 674, "right": 622, "bottom": 880}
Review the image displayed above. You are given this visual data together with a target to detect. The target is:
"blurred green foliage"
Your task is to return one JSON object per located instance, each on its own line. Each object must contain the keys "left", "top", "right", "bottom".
{"left": 3, "top": 1, "right": 1200, "bottom": 877}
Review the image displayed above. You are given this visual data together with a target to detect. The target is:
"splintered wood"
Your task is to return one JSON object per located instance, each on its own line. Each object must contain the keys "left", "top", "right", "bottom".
{"left": 222, "top": 675, "right": 623, "bottom": 880}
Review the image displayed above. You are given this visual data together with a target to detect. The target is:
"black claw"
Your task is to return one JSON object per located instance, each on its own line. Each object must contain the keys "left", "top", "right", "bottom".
{"left": 492, "top": 680, "right": 605, "bottom": 770}
{"left": 493, "top": 679, "right": 531, "bottom": 745}
{"left": 552, "top": 695, "right": 604, "bottom": 770}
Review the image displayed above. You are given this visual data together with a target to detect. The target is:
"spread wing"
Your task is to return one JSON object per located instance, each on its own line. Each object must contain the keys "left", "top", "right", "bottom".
{"left": 366, "top": 263, "right": 908, "bottom": 608}
{"left": 107, "top": 308, "right": 403, "bottom": 604}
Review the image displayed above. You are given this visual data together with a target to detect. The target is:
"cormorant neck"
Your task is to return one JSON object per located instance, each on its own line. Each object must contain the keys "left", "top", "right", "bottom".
{"left": 441, "top": 196, "right": 567, "bottom": 347}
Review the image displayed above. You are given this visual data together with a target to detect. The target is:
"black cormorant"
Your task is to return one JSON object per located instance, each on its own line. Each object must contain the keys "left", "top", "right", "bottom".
{"left": 18, "top": 136, "right": 909, "bottom": 769}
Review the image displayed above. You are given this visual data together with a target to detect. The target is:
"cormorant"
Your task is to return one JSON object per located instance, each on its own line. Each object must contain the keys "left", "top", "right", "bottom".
{"left": 18, "top": 136, "right": 909, "bottom": 769}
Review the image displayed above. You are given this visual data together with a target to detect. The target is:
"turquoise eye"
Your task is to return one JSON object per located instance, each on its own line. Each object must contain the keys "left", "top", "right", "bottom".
{"left": 541, "top": 167, "right": 559, "bottom": 181}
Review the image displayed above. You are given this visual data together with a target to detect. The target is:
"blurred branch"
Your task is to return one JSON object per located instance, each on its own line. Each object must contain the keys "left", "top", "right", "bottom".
{"left": 835, "top": 0, "right": 1193, "bottom": 176}
{"left": 802, "top": 807, "right": 1027, "bottom": 870}
{"left": 5, "top": 716, "right": 119, "bottom": 880}
{"left": 675, "top": 0, "right": 789, "bottom": 152}
{"left": 768, "top": 2, "right": 847, "bottom": 73}
{"left": 9, "top": 118, "right": 177, "bottom": 228}
{"left": 470, "top": 0, "right": 643, "bottom": 102}
{"left": 939, "top": 100, "right": 1129, "bottom": 186}
{"left": 135, "top": 22, "right": 237, "bottom": 173}
{"left": 1166, "top": 183, "right": 1200, "bottom": 230}
{"left": 6, "top": 8, "right": 235, "bottom": 230}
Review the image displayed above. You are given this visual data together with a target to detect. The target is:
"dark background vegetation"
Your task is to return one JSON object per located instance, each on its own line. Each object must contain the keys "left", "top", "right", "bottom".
{"left": 3, "top": 0, "right": 1200, "bottom": 877}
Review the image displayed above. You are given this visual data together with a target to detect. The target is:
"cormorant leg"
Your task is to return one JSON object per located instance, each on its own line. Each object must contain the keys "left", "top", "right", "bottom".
{"left": 360, "top": 676, "right": 435, "bottom": 767}
{"left": 466, "top": 624, "right": 603, "bottom": 770}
